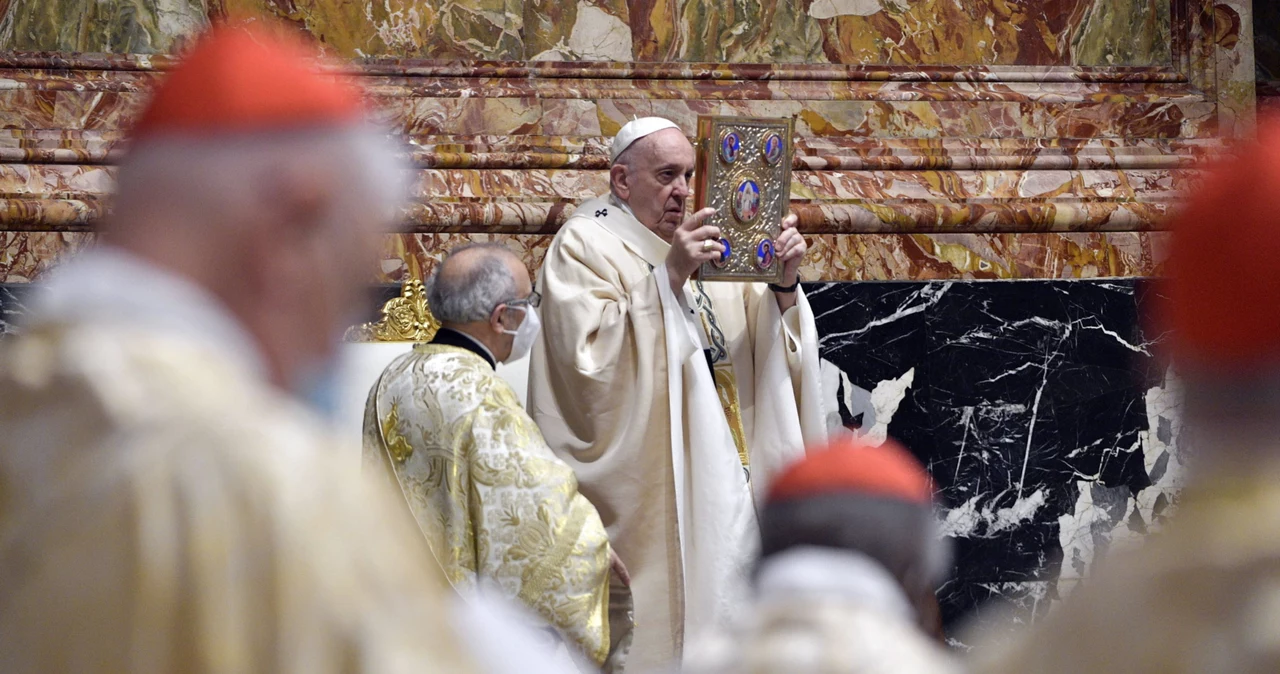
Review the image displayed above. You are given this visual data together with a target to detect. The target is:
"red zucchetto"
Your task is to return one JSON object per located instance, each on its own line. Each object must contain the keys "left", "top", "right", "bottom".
{"left": 129, "top": 21, "right": 365, "bottom": 140}
{"left": 767, "top": 435, "right": 934, "bottom": 505}
{"left": 1164, "top": 118, "right": 1280, "bottom": 371}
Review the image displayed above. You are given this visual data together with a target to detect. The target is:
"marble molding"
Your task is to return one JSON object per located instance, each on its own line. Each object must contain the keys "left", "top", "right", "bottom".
{"left": 2, "top": 0, "right": 1174, "bottom": 66}
{"left": 0, "top": 160, "right": 1201, "bottom": 233}
{"left": 807, "top": 279, "right": 1181, "bottom": 637}
{"left": 379, "top": 231, "right": 1171, "bottom": 286}
{"left": 0, "top": 231, "right": 1169, "bottom": 285}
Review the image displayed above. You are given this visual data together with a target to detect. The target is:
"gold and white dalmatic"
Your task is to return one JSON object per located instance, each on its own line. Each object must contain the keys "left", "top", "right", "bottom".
{"left": 528, "top": 194, "right": 830, "bottom": 669}
{"left": 0, "top": 248, "right": 477, "bottom": 674}
{"left": 364, "top": 343, "right": 623, "bottom": 668}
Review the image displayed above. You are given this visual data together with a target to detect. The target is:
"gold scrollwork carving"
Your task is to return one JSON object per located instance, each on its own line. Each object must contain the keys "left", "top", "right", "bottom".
{"left": 344, "top": 279, "right": 441, "bottom": 343}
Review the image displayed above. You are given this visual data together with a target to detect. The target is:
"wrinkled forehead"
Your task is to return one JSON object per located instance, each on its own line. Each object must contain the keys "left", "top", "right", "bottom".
{"left": 632, "top": 127, "right": 696, "bottom": 171}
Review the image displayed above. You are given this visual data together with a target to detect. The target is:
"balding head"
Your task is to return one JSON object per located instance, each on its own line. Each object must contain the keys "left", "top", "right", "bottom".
{"left": 610, "top": 125, "right": 696, "bottom": 241}
{"left": 427, "top": 244, "right": 534, "bottom": 364}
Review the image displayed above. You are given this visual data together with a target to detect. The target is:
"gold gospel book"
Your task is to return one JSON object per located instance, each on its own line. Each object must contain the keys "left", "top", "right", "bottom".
{"left": 693, "top": 116, "right": 794, "bottom": 283}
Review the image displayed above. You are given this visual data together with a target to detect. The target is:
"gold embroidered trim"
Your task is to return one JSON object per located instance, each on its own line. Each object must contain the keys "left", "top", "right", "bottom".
{"left": 713, "top": 365, "right": 750, "bottom": 469}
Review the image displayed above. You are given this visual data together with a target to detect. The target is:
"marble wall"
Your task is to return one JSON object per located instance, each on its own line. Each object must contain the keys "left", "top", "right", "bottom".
{"left": 0, "top": 0, "right": 1256, "bottom": 285}
{"left": 809, "top": 278, "right": 1182, "bottom": 637}
{"left": 1258, "top": 1, "right": 1279, "bottom": 119}
{"left": 2, "top": 0, "right": 1174, "bottom": 65}
{"left": 0, "top": 0, "right": 1260, "bottom": 641}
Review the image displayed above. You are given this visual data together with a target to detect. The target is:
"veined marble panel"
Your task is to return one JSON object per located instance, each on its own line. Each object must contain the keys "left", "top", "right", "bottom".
{"left": 6, "top": 229, "right": 1161, "bottom": 284}
{"left": 0, "top": 231, "right": 91, "bottom": 282}
{"left": 0, "top": 86, "right": 1220, "bottom": 140}
{"left": 0, "top": 283, "right": 28, "bottom": 336}
{"left": 1213, "top": 0, "right": 1255, "bottom": 136}
{"left": 0, "top": 164, "right": 1193, "bottom": 234}
{"left": 375, "top": 231, "right": 1168, "bottom": 284}
{"left": 1, "top": 0, "right": 1174, "bottom": 66}
{"left": 0, "top": 131, "right": 1219, "bottom": 171}
{"left": 1258, "top": 1, "right": 1280, "bottom": 123}
{"left": 807, "top": 279, "right": 1180, "bottom": 635}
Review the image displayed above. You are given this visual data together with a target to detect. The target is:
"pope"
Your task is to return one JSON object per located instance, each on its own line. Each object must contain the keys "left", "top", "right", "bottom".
{"left": 528, "top": 116, "right": 830, "bottom": 669}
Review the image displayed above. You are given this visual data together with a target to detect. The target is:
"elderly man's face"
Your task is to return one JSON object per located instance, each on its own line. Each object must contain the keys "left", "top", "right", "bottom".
{"left": 615, "top": 128, "right": 696, "bottom": 242}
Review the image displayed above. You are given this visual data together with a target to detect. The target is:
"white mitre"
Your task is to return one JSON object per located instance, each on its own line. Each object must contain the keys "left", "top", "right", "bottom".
{"left": 610, "top": 117, "right": 681, "bottom": 164}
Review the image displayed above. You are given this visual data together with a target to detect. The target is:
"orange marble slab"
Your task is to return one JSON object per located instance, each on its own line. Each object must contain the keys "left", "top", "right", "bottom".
{"left": 374, "top": 231, "right": 1168, "bottom": 284}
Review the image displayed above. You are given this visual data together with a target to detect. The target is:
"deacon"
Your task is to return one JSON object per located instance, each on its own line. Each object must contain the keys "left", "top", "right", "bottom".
{"left": 528, "top": 117, "right": 829, "bottom": 668}
{"left": 972, "top": 120, "right": 1280, "bottom": 672}
{"left": 364, "top": 244, "right": 633, "bottom": 671}
{"left": 684, "top": 436, "right": 959, "bottom": 674}
{"left": 0, "top": 24, "right": 481, "bottom": 672}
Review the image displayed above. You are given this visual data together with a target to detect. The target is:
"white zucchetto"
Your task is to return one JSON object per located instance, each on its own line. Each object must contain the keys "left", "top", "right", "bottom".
{"left": 610, "top": 117, "right": 682, "bottom": 164}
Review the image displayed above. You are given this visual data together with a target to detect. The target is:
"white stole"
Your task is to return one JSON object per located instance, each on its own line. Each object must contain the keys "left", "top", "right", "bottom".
{"left": 587, "top": 197, "right": 756, "bottom": 650}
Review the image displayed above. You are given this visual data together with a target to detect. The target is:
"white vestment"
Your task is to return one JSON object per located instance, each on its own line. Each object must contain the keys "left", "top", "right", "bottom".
{"left": 683, "top": 547, "right": 962, "bottom": 674}
{"left": 528, "top": 194, "right": 829, "bottom": 669}
{"left": 0, "top": 248, "right": 479, "bottom": 673}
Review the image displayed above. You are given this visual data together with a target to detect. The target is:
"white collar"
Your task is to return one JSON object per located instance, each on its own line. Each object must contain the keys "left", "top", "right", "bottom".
{"left": 571, "top": 193, "right": 670, "bottom": 269}
{"left": 25, "top": 246, "right": 268, "bottom": 380}
{"left": 755, "top": 546, "right": 916, "bottom": 622}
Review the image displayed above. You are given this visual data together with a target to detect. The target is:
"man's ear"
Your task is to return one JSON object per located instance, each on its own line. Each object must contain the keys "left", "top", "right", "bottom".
{"left": 609, "top": 163, "right": 630, "bottom": 200}
{"left": 489, "top": 304, "right": 508, "bottom": 334}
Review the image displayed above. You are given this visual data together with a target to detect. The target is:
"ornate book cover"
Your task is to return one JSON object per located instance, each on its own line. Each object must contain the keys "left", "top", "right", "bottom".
{"left": 693, "top": 116, "right": 794, "bottom": 283}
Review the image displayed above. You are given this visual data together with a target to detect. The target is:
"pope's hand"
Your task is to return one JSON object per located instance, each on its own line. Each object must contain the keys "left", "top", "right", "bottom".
{"left": 609, "top": 548, "right": 631, "bottom": 586}
{"left": 775, "top": 213, "right": 806, "bottom": 287}
{"left": 666, "top": 207, "right": 721, "bottom": 293}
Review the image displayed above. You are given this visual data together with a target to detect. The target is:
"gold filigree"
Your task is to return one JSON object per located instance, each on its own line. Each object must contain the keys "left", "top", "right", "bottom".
{"left": 380, "top": 403, "right": 416, "bottom": 464}
{"left": 345, "top": 279, "right": 441, "bottom": 342}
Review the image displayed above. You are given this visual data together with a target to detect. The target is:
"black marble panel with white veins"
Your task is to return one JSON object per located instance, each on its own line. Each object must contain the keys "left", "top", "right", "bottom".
{"left": 0, "top": 284, "right": 29, "bottom": 336}
{"left": 807, "top": 279, "right": 1184, "bottom": 639}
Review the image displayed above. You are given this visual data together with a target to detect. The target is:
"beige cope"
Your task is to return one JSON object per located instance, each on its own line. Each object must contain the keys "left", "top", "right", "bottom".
{"left": 528, "top": 194, "right": 829, "bottom": 670}
{"left": 363, "top": 344, "right": 632, "bottom": 670}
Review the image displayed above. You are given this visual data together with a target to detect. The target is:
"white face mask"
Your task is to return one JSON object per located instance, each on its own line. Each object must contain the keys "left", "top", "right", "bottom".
{"left": 500, "top": 305, "right": 541, "bottom": 364}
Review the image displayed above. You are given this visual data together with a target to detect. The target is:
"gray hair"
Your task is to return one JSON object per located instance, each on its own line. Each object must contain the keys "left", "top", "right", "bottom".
{"left": 113, "top": 126, "right": 409, "bottom": 230}
{"left": 427, "top": 243, "right": 518, "bottom": 324}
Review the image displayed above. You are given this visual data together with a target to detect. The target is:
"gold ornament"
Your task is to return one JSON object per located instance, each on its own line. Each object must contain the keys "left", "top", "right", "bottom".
{"left": 344, "top": 279, "right": 441, "bottom": 343}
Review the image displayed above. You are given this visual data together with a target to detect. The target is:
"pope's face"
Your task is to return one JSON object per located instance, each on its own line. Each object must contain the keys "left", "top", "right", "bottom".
{"left": 616, "top": 128, "right": 696, "bottom": 242}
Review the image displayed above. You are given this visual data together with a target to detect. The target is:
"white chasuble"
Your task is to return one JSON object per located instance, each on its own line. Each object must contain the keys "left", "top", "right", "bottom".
{"left": 528, "top": 195, "right": 829, "bottom": 670}
{"left": 364, "top": 345, "right": 625, "bottom": 669}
